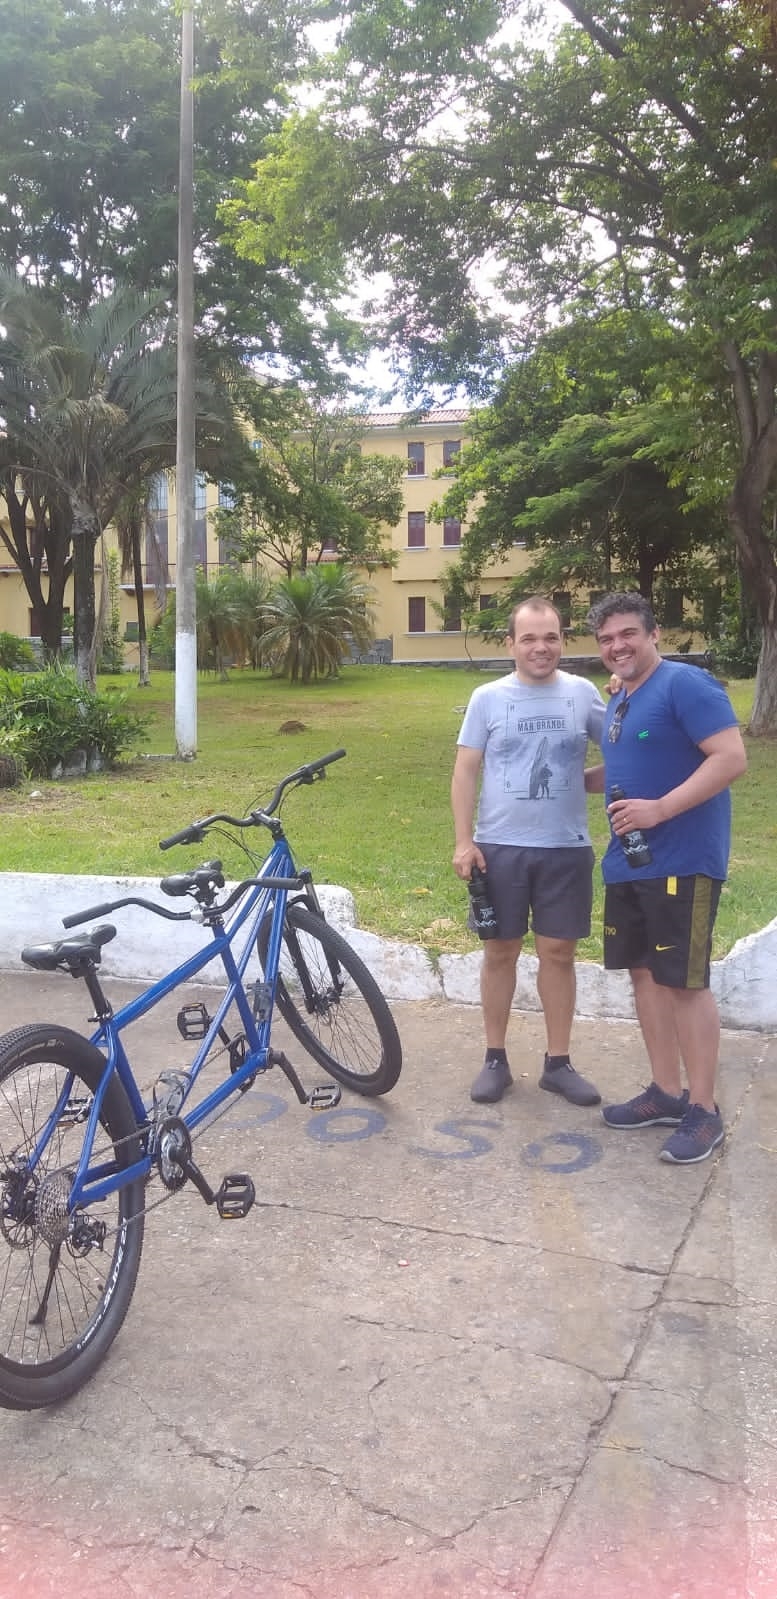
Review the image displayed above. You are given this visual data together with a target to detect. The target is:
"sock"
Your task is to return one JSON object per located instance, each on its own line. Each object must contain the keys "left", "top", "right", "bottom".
{"left": 485, "top": 1047, "right": 508, "bottom": 1065}
{"left": 545, "top": 1053, "right": 570, "bottom": 1072}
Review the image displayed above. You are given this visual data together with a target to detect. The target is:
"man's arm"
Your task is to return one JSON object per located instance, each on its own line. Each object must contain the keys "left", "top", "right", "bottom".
{"left": 451, "top": 745, "right": 486, "bottom": 879}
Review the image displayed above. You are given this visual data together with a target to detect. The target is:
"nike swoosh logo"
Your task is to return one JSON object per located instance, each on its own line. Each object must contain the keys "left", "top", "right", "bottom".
{"left": 655, "top": 944, "right": 675, "bottom": 952}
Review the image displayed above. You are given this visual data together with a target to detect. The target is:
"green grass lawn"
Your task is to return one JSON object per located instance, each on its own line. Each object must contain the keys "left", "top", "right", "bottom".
{"left": 0, "top": 665, "right": 771, "bottom": 963}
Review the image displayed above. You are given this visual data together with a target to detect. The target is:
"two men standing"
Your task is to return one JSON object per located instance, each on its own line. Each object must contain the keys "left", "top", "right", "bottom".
{"left": 452, "top": 591, "right": 747, "bottom": 1165}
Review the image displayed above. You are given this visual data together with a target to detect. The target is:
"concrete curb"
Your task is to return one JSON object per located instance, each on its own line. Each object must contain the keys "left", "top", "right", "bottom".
{"left": 2, "top": 871, "right": 776, "bottom": 1030}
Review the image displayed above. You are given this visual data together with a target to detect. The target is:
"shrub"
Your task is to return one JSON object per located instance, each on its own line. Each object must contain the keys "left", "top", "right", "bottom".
{"left": 0, "top": 666, "right": 149, "bottom": 775}
{"left": 0, "top": 633, "right": 37, "bottom": 672}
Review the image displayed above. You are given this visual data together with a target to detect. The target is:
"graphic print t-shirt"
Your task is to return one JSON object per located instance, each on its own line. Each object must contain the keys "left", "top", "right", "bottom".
{"left": 457, "top": 670, "right": 606, "bottom": 848}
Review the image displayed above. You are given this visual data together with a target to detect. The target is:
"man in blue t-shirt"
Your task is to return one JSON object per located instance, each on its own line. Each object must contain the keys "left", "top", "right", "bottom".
{"left": 588, "top": 592, "right": 748, "bottom": 1165}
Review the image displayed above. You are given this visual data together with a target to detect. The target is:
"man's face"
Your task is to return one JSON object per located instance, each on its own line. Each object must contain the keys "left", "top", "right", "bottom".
{"left": 507, "top": 607, "right": 563, "bottom": 682}
{"left": 594, "top": 610, "right": 660, "bottom": 687}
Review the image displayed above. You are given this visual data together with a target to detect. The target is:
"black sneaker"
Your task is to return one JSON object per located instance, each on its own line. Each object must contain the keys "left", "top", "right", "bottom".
{"left": 659, "top": 1103, "right": 724, "bottom": 1164}
{"left": 538, "top": 1060, "right": 601, "bottom": 1107}
{"left": 602, "top": 1084, "right": 689, "bottom": 1129}
{"left": 470, "top": 1058, "right": 513, "bottom": 1104}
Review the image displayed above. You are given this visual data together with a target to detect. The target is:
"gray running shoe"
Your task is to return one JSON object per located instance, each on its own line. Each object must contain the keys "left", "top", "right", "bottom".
{"left": 539, "top": 1060, "right": 601, "bottom": 1107}
{"left": 470, "top": 1058, "right": 513, "bottom": 1104}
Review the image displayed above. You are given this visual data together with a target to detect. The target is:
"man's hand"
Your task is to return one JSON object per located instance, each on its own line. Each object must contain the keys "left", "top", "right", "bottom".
{"left": 607, "top": 795, "right": 663, "bottom": 834}
{"left": 452, "top": 842, "right": 486, "bottom": 880}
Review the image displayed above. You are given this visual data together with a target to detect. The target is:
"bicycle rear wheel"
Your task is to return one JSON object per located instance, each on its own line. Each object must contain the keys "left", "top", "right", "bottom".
{"left": 258, "top": 902, "right": 402, "bottom": 1096}
{"left": 0, "top": 1024, "right": 145, "bottom": 1409}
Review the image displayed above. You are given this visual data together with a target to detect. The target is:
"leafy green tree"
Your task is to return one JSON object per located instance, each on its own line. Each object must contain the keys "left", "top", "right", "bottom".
{"left": 261, "top": 564, "right": 376, "bottom": 682}
{"left": 0, "top": 0, "right": 359, "bottom": 378}
{"left": 151, "top": 569, "right": 270, "bottom": 677}
{"left": 0, "top": 273, "right": 238, "bottom": 687}
{"left": 228, "top": 1, "right": 777, "bottom": 728}
{"left": 436, "top": 309, "right": 721, "bottom": 628}
{"left": 214, "top": 391, "right": 404, "bottom": 575}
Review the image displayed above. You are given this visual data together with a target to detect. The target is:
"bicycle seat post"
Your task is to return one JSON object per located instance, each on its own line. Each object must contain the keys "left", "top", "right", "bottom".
{"left": 80, "top": 963, "right": 113, "bottom": 1022}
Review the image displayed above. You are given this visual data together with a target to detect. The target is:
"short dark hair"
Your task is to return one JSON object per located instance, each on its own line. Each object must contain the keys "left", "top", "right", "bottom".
{"left": 587, "top": 591, "right": 657, "bottom": 637}
{"left": 507, "top": 595, "right": 563, "bottom": 640}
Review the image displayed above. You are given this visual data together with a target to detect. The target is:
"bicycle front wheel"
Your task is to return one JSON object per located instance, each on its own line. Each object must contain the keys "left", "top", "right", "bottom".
{"left": 0, "top": 1025, "right": 146, "bottom": 1409}
{"left": 258, "top": 903, "right": 402, "bottom": 1096}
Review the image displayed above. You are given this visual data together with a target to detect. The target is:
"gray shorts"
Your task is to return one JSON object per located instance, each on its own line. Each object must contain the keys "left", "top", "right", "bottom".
{"left": 474, "top": 843, "right": 595, "bottom": 942}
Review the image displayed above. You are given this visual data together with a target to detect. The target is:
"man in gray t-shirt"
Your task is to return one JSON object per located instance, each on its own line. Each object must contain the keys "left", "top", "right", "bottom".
{"left": 451, "top": 597, "right": 605, "bottom": 1106}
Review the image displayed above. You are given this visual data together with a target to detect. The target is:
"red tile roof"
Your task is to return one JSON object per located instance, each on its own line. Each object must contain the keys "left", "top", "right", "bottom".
{"left": 360, "top": 409, "right": 470, "bottom": 427}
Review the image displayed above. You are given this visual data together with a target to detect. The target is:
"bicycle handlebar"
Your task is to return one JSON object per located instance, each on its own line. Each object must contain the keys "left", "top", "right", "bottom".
{"left": 158, "top": 747, "right": 346, "bottom": 851}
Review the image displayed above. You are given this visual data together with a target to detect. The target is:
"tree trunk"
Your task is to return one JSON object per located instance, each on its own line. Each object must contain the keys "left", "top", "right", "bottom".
{"left": 727, "top": 480, "right": 777, "bottom": 735}
{"left": 71, "top": 498, "right": 99, "bottom": 690}
{"left": 1, "top": 484, "right": 70, "bottom": 656}
{"left": 723, "top": 345, "right": 777, "bottom": 734}
{"left": 132, "top": 524, "right": 150, "bottom": 686}
{"left": 751, "top": 619, "right": 777, "bottom": 736}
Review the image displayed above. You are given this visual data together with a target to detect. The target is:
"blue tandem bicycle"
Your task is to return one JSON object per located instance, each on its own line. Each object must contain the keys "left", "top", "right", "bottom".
{"left": 0, "top": 749, "right": 402, "bottom": 1409}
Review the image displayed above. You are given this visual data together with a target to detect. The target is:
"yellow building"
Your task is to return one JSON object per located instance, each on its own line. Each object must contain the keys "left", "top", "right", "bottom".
{"left": 352, "top": 408, "right": 530, "bottom": 665}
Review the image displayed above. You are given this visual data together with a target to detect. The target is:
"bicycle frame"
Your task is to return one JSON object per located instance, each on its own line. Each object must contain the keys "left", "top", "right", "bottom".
{"left": 49, "top": 835, "right": 307, "bottom": 1212}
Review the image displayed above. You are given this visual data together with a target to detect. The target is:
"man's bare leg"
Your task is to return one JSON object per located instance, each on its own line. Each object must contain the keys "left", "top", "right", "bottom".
{"left": 480, "top": 937, "right": 522, "bottom": 1049}
{"left": 534, "top": 934, "right": 576, "bottom": 1055}
{"left": 629, "top": 966, "right": 683, "bottom": 1096}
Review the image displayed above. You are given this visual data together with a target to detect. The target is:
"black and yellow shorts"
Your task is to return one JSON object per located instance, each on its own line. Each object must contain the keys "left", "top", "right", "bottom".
{"left": 603, "top": 875, "right": 722, "bottom": 990}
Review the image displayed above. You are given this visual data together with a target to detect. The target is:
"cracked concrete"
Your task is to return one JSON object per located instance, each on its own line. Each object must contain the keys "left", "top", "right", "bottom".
{"left": 0, "top": 970, "right": 776, "bottom": 1598}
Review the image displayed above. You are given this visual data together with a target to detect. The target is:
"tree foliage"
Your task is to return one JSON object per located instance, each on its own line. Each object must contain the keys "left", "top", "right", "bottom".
{"left": 229, "top": 0, "right": 777, "bottom": 728}
{"left": 0, "top": 273, "right": 240, "bottom": 686}
{"left": 435, "top": 306, "right": 726, "bottom": 629}
{"left": 0, "top": 0, "right": 363, "bottom": 378}
{"left": 214, "top": 391, "right": 405, "bottom": 574}
{"left": 261, "top": 564, "right": 376, "bottom": 682}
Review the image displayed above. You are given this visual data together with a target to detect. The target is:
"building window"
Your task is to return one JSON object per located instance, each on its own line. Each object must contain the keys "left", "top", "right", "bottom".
{"left": 407, "top": 441, "right": 425, "bottom": 476}
{"left": 443, "top": 599, "right": 462, "bottom": 632}
{"left": 217, "top": 483, "right": 239, "bottom": 567}
{"left": 194, "top": 471, "right": 208, "bottom": 571}
{"left": 407, "top": 512, "right": 426, "bottom": 548}
{"left": 146, "top": 472, "right": 169, "bottom": 593}
{"left": 553, "top": 590, "right": 572, "bottom": 629}
{"left": 479, "top": 594, "right": 497, "bottom": 611}
{"left": 443, "top": 439, "right": 461, "bottom": 468}
{"left": 443, "top": 517, "right": 461, "bottom": 547}
{"left": 662, "top": 587, "right": 684, "bottom": 627}
{"left": 408, "top": 596, "right": 426, "bottom": 632}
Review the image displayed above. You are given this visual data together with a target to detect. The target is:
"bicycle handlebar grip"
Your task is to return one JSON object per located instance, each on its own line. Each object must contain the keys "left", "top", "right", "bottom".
{"left": 310, "top": 748, "right": 346, "bottom": 773}
{"left": 63, "top": 901, "right": 115, "bottom": 929}
{"left": 159, "top": 824, "right": 205, "bottom": 851}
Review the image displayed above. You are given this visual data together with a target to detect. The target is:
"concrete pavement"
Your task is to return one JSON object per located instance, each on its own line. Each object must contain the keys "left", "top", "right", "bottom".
{"left": 1, "top": 967, "right": 776, "bottom": 1599}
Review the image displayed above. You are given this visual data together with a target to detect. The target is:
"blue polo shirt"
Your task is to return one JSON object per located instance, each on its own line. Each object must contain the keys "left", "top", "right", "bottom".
{"left": 601, "top": 661, "right": 738, "bottom": 883}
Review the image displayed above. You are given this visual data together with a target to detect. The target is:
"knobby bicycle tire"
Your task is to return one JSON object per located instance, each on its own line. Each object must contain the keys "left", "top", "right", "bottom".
{"left": 0, "top": 1025, "right": 145, "bottom": 1409}
{"left": 258, "top": 903, "right": 402, "bottom": 1096}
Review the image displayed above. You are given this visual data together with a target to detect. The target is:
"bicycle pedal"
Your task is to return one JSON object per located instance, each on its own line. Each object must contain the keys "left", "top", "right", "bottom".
{"left": 215, "top": 1173, "right": 256, "bottom": 1220}
{"left": 308, "top": 1083, "right": 342, "bottom": 1110}
{"left": 177, "top": 1002, "right": 211, "bottom": 1040}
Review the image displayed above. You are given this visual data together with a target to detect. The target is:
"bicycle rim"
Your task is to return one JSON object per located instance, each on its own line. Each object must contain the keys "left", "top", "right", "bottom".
{"left": 0, "top": 1025, "right": 145, "bottom": 1409}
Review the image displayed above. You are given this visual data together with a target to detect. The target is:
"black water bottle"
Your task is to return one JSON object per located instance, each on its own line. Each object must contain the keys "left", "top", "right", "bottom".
{"left": 609, "top": 785, "right": 652, "bottom": 868}
{"left": 468, "top": 865, "right": 499, "bottom": 939}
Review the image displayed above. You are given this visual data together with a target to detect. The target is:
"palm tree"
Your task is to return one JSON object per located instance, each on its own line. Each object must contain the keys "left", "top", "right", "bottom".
{"left": 0, "top": 273, "right": 238, "bottom": 688}
{"left": 261, "top": 565, "right": 375, "bottom": 683}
